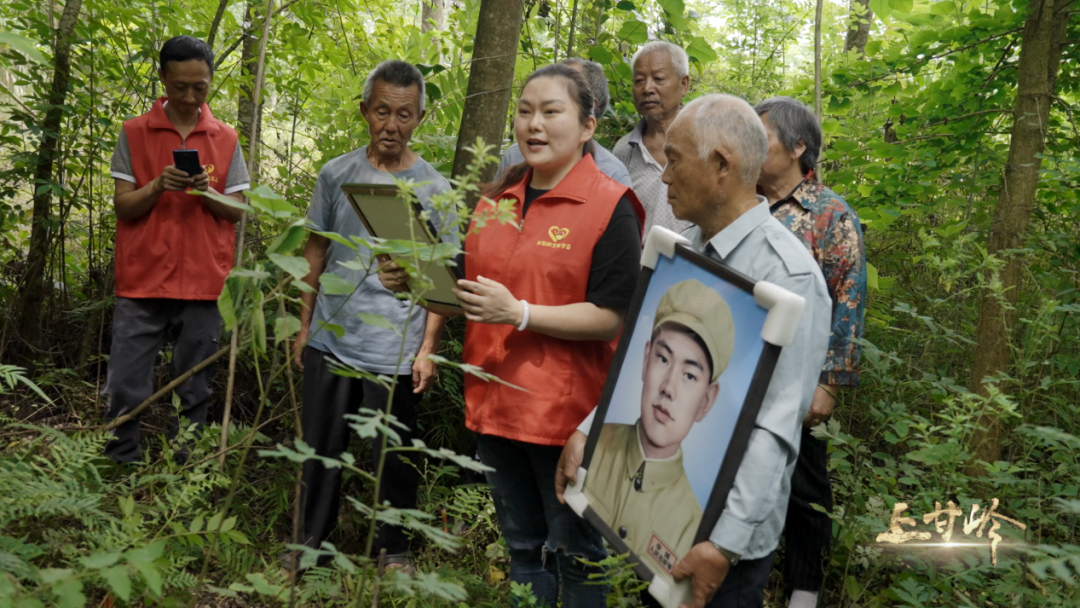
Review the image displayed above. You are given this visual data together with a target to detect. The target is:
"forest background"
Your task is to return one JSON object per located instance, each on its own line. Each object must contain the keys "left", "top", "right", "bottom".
{"left": 1, "top": 0, "right": 1079, "bottom": 606}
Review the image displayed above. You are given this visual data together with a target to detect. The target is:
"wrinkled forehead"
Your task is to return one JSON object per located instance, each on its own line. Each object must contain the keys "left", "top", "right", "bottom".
{"left": 368, "top": 81, "right": 422, "bottom": 110}
{"left": 633, "top": 50, "right": 678, "bottom": 75}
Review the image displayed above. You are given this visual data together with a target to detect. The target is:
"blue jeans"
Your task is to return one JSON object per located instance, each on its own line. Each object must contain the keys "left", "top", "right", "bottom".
{"left": 477, "top": 434, "right": 609, "bottom": 608}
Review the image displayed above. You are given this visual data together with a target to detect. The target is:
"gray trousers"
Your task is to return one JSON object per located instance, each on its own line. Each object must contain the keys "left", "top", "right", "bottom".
{"left": 103, "top": 297, "right": 221, "bottom": 462}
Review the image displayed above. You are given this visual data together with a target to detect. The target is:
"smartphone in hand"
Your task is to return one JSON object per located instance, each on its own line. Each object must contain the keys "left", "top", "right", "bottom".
{"left": 172, "top": 149, "right": 202, "bottom": 177}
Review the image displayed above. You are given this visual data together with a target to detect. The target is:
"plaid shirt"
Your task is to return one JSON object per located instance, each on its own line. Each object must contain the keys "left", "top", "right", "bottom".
{"left": 770, "top": 179, "right": 867, "bottom": 387}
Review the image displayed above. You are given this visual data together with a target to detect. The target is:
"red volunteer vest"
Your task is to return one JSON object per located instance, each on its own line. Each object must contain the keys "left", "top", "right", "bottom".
{"left": 115, "top": 98, "right": 240, "bottom": 300}
{"left": 463, "top": 154, "right": 646, "bottom": 446}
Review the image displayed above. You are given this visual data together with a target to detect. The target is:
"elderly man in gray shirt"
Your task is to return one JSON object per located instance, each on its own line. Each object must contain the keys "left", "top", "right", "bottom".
{"left": 613, "top": 41, "right": 693, "bottom": 235}
{"left": 497, "top": 57, "right": 631, "bottom": 187}
{"left": 290, "top": 60, "right": 450, "bottom": 574}
{"left": 558, "top": 94, "right": 830, "bottom": 608}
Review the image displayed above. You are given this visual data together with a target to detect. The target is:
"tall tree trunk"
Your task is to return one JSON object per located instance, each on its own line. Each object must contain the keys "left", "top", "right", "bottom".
{"left": 844, "top": 0, "right": 873, "bottom": 54}
{"left": 238, "top": 1, "right": 263, "bottom": 181}
{"left": 966, "top": 0, "right": 1072, "bottom": 470}
{"left": 17, "top": 0, "right": 83, "bottom": 355}
{"left": 421, "top": 0, "right": 445, "bottom": 33}
{"left": 451, "top": 0, "right": 523, "bottom": 192}
{"left": 207, "top": 0, "right": 232, "bottom": 49}
{"left": 813, "top": 0, "right": 823, "bottom": 120}
{"left": 565, "top": 0, "right": 580, "bottom": 58}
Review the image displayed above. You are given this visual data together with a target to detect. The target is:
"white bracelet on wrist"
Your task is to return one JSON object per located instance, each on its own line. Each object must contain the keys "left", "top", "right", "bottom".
{"left": 517, "top": 300, "right": 530, "bottom": 331}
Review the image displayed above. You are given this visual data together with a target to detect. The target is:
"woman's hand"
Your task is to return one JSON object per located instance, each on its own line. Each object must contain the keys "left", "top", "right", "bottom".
{"left": 453, "top": 275, "right": 524, "bottom": 326}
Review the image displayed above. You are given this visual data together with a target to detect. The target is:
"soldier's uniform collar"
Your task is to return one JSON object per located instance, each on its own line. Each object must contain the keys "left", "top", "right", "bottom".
{"left": 624, "top": 420, "right": 687, "bottom": 492}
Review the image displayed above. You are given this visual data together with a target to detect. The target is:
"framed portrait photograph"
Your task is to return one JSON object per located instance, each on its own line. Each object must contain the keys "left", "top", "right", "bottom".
{"left": 341, "top": 183, "right": 463, "bottom": 313}
{"left": 564, "top": 227, "right": 806, "bottom": 608}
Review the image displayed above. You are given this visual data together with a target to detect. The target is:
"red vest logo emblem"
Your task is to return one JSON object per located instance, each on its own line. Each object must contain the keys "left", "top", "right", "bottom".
{"left": 548, "top": 226, "right": 570, "bottom": 242}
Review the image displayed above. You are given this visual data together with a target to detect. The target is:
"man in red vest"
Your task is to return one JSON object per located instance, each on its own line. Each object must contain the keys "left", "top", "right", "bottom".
{"left": 104, "top": 36, "right": 250, "bottom": 463}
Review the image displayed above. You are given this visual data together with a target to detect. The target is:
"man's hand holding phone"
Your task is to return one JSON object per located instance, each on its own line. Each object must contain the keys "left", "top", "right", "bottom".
{"left": 156, "top": 165, "right": 196, "bottom": 192}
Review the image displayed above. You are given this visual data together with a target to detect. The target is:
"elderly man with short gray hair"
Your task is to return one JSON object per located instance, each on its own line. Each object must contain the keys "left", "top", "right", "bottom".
{"left": 290, "top": 59, "right": 451, "bottom": 574}
{"left": 613, "top": 41, "right": 692, "bottom": 234}
{"left": 557, "top": 94, "right": 831, "bottom": 608}
{"left": 497, "top": 57, "right": 631, "bottom": 186}
{"left": 756, "top": 96, "right": 866, "bottom": 608}
{"left": 662, "top": 93, "right": 832, "bottom": 608}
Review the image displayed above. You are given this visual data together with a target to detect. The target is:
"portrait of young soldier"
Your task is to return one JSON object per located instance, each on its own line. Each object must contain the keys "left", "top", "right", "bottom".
{"left": 584, "top": 279, "right": 734, "bottom": 573}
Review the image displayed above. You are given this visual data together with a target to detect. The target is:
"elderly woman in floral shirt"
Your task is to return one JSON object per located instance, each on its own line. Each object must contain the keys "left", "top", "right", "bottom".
{"left": 755, "top": 96, "right": 867, "bottom": 608}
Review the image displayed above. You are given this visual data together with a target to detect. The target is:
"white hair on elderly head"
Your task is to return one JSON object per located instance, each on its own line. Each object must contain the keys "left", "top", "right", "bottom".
{"left": 630, "top": 41, "right": 689, "bottom": 79}
{"left": 683, "top": 94, "right": 768, "bottom": 184}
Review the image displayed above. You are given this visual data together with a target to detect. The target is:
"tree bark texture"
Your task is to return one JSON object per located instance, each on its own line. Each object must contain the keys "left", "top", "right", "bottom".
{"left": 844, "top": 0, "right": 873, "bottom": 54}
{"left": 207, "top": 0, "right": 232, "bottom": 49}
{"left": 451, "top": 0, "right": 523, "bottom": 193}
{"left": 421, "top": 0, "right": 445, "bottom": 33}
{"left": 238, "top": 1, "right": 263, "bottom": 181}
{"left": 966, "top": 0, "right": 1072, "bottom": 468}
{"left": 17, "top": 0, "right": 84, "bottom": 353}
{"left": 813, "top": 0, "right": 823, "bottom": 120}
{"left": 566, "top": 0, "right": 580, "bottom": 58}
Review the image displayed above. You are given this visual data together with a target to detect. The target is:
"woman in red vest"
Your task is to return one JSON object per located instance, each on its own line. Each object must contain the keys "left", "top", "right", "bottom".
{"left": 453, "top": 64, "right": 645, "bottom": 607}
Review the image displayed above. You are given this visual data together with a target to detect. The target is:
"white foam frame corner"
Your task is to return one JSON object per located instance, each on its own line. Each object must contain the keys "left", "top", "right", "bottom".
{"left": 640, "top": 225, "right": 690, "bottom": 271}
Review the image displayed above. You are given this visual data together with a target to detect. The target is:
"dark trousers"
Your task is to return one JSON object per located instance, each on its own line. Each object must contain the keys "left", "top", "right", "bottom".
{"left": 641, "top": 552, "right": 775, "bottom": 608}
{"left": 103, "top": 298, "right": 221, "bottom": 463}
{"left": 781, "top": 426, "right": 833, "bottom": 592}
{"left": 477, "top": 434, "right": 608, "bottom": 608}
{"left": 299, "top": 346, "right": 420, "bottom": 556}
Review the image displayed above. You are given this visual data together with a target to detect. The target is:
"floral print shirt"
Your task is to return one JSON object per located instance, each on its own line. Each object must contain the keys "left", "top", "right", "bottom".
{"left": 770, "top": 179, "right": 867, "bottom": 387}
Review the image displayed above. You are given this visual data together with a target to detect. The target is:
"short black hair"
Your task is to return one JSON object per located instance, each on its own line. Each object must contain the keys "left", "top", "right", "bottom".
{"left": 754, "top": 96, "right": 822, "bottom": 175}
{"left": 363, "top": 60, "right": 427, "bottom": 113}
{"left": 160, "top": 36, "right": 215, "bottom": 75}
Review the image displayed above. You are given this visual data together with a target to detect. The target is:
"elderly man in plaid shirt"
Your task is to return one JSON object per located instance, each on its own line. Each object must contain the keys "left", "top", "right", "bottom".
{"left": 755, "top": 96, "right": 867, "bottom": 608}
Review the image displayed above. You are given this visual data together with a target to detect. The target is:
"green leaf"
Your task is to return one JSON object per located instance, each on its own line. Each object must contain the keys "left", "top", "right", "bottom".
{"left": 314, "top": 320, "right": 345, "bottom": 339}
{"left": 229, "top": 268, "right": 272, "bottom": 280}
{"left": 269, "top": 254, "right": 310, "bottom": 280}
{"left": 246, "top": 184, "right": 297, "bottom": 217}
{"left": 866, "top": 262, "right": 880, "bottom": 291}
{"left": 131, "top": 560, "right": 163, "bottom": 597}
{"left": 218, "top": 282, "right": 237, "bottom": 332}
{"left": 190, "top": 189, "right": 254, "bottom": 212}
{"left": 615, "top": 0, "right": 635, "bottom": 9}
{"left": 189, "top": 514, "right": 205, "bottom": 534}
{"left": 617, "top": 20, "right": 648, "bottom": 44}
{"left": 268, "top": 223, "right": 307, "bottom": 255}
{"left": 80, "top": 552, "right": 122, "bottom": 569}
{"left": 207, "top": 511, "right": 223, "bottom": 533}
{"left": 101, "top": 566, "right": 132, "bottom": 602}
{"left": 845, "top": 575, "right": 864, "bottom": 601}
{"left": 359, "top": 312, "right": 400, "bottom": 334}
{"left": 39, "top": 569, "right": 73, "bottom": 584}
{"left": 274, "top": 313, "right": 301, "bottom": 344}
{"left": 315, "top": 230, "right": 359, "bottom": 250}
{"left": 887, "top": 0, "right": 913, "bottom": 13}
{"left": 686, "top": 36, "right": 718, "bottom": 64}
{"left": 319, "top": 272, "right": 356, "bottom": 295}
{"left": 0, "top": 32, "right": 47, "bottom": 63}
{"left": 427, "top": 82, "right": 442, "bottom": 102}
{"left": 587, "top": 45, "right": 614, "bottom": 65}
{"left": 930, "top": 1, "right": 955, "bottom": 16}
{"left": 658, "top": 0, "right": 685, "bottom": 16}
{"left": 245, "top": 572, "right": 283, "bottom": 596}
{"left": 51, "top": 578, "right": 85, "bottom": 608}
